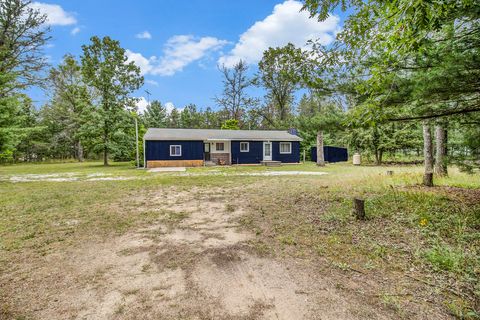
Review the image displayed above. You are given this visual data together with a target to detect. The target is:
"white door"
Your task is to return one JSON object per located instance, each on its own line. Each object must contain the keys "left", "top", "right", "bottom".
{"left": 263, "top": 142, "right": 272, "bottom": 161}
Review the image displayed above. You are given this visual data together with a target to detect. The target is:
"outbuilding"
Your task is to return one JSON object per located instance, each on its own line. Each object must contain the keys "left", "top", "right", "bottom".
{"left": 144, "top": 128, "right": 302, "bottom": 168}
{"left": 311, "top": 146, "right": 348, "bottom": 163}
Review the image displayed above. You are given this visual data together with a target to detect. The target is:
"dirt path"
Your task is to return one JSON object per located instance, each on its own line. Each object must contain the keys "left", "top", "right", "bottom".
{"left": 2, "top": 186, "right": 390, "bottom": 319}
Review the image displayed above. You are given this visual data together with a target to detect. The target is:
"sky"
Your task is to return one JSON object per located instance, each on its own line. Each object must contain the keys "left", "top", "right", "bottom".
{"left": 30, "top": 0, "right": 347, "bottom": 113}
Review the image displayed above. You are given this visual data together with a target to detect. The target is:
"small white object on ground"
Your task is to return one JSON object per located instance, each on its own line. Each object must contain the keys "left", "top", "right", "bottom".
{"left": 353, "top": 153, "right": 361, "bottom": 165}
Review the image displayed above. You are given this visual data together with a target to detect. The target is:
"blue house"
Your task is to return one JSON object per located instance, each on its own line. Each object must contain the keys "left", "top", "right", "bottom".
{"left": 311, "top": 146, "right": 348, "bottom": 163}
{"left": 144, "top": 128, "right": 302, "bottom": 168}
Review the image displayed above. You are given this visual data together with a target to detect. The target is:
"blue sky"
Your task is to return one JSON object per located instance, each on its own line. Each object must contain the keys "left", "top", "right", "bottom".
{"left": 30, "top": 0, "right": 345, "bottom": 113}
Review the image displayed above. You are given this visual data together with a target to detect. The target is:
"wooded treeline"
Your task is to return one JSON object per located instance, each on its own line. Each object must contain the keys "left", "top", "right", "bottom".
{"left": 1, "top": 0, "right": 479, "bottom": 177}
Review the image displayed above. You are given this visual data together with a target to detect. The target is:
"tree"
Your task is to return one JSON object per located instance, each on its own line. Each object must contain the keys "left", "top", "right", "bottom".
{"left": 14, "top": 97, "right": 46, "bottom": 161}
{"left": 257, "top": 44, "right": 301, "bottom": 122}
{"left": 204, "top": 107, "right": 222, "bottom": 129}
{"left": 81, "top": 36, "right": 143, "bottom": 166}
{"left": 46, "top": 55, "right": 93, "bottom": 161}
{"left": 423, "top": 122, "right": 434, "bottom": 187}
{"left": 296, "top": 0, "right": 480, "bottom": 174}
{"left": 301, "top": 0, "right": 480, "bottom": 121}
{"left": 221, "top": 119, "right": 240, "bottom": 130}
{"left": 297, "top": 95, "right": 345, "bottom": 166}
{"left": 434, "top": 124, "right": 448, "bottom": 176}
{"left": 143, "top": 100, "right": 167, "bottom": 128}
{"left": 316, "top": 130, "right": 325, "bottom": 166}
{"left": 180, "top": 104, "right": 203, "bottom": 128}
{"left": 0, "top": 73, "right": 20, "bottom": 161}
{"left": 214, "top": 60, "right": 258, "bottom": 124}
{"left": 0, "top": 0, "right": 50, "bottom": 91}
{"left": 0, "top": 0, "right": 51, "bottom": 161}
{"left": 168, "top": 109, "right": 181, "bottom": 128}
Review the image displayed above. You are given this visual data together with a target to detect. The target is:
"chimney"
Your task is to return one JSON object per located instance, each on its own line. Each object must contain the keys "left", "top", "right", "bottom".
{"left": 288, "top": 128, "right": 299, "bottom": 136}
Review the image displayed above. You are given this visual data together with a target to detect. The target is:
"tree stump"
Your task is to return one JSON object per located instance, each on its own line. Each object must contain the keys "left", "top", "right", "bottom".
{"left": 423, "top": 173, "right": 433, "bottom": 187}
{"left": 353, "top": 198, "right": 366, "bottom": 220}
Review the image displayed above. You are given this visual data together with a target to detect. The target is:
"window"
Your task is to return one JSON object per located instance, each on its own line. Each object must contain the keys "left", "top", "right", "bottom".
{"left": 279, "top": 142, "right": 292, "bottom": 154}
{"left": 216, "top": 142, "right": 225, "bottom": 151}
{"left": 240, "top": 142, "right": 249, "bottom": 152}
{"left": 170, "top": 145, "right": 182, "bottom": 156}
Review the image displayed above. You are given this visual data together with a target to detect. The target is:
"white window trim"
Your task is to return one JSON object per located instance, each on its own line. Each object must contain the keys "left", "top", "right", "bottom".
{"left": 240, "top": 142, "right": 249, "bottom": 152}
{"left": 279, "top": 142, "right": 292, "bottom": 154}
{"left": 215, "top": 142, "right": 225, "bottom": 151}
{"left": 170, "top": 145, "right": 182, "bottom": 157}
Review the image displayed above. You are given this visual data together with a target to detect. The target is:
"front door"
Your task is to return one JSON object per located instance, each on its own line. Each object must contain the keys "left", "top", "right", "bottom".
{"left": 204, "top": 143, "right": 211, "bottom": 161}
{"left": 263, "top": 142, "right": 272, "bottom": 161}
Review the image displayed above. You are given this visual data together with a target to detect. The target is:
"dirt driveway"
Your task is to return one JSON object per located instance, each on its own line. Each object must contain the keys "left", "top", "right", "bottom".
{"left": 2, "top": 185, "right": 390, "bottom": 320}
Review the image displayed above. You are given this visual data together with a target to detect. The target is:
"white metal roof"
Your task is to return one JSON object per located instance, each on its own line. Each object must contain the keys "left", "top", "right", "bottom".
{"left": 144, "top": 128, "right": 302, "bottom": 142}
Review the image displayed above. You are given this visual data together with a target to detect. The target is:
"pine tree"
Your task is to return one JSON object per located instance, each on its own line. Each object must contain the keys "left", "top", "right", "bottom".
{"left": 143, "top": 100, "right": 167, "bottom": 128}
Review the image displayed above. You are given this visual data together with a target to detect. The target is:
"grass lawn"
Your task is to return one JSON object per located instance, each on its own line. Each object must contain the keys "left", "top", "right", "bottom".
{"left": 0, "top": 161, "right": 479, "bottom": 319}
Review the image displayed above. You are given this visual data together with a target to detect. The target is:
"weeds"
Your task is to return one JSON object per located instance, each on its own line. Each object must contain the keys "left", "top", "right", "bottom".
{"left": 424, "top": 244, "right": 464, "bottom": 273}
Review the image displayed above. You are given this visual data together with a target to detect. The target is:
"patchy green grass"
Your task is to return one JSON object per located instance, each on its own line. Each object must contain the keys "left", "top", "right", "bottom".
{"left": 238, "top": 164, "right": 480, "bottom": 318}
{"left": 0, "top": 161, "right": 479, "bottom": 318}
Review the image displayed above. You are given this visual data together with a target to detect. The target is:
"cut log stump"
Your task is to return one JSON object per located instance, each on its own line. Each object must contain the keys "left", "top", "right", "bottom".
{"left": 353, "top": 198, "right": 366, "bottom": 220}
{"left": 423, "top": 173, "right": 433, "bottom": 187}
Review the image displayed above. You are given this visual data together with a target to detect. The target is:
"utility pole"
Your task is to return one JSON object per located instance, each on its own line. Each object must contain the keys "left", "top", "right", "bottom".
{"left": 135, "top": 117, "right": 139, "bottom": 168}
{"left": 145, "top": 89, "right": 151, "bottom": 107}
{"left": 141, "top": 90, "right": 152, "bottom": 169}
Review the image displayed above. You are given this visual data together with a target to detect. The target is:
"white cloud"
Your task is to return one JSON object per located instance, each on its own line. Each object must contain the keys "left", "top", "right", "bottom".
{"left": 126, "top": 49, "right": 155, "bottom": 75}
{"left": 136, "top": 97, "right": 149, "bottom": 114}
{"left": 31, "top": 2, "right": 77, "bottom": 26}
{"left": 136, "top": 98, "right": 183, "bottom": 115}
{"left": 218, "top": 0, "right": 340, "bottom": 67}
{"left": 126, "top": 35, "right": 228, "bottom": 76}
{"left": 145, "top": 79, "right": 159, "bottom": 86}
{"left": 70, "top": 27, "right": 81, "bottom": 35}
{"left": 136, "top": 31, "right": 152, "bottom": 39}
{"left": 164, "top": 102, "right": 175, "bottom": 114}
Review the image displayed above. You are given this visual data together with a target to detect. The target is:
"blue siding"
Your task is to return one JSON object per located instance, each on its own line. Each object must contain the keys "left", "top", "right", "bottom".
{"left": 273, "top": 141, "right": 300, "bottom": 163}
{"left": 311, "top": 146, "right": 348, "bottom": 163}
{"left": 231, "top": 141, "right": 263, "bottom": 164}
{"left": 145, "top": 140, "right": 203, "bottom": 163}
{"left": 147, "top": 140, "right": 301, "bottom": 165}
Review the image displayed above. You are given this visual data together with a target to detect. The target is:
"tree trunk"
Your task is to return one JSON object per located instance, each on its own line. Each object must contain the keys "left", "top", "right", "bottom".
{"left": 375, "top": 149, "right": 383, "bottom": 165}
{"left": 77, "top": 141, "right": 84, "bottom": 162}
{"left": 316, "top": 130, "right": 325, "bottom": 166}
{"left": 103, "top": 123, "right": 109, "bottom": 166}
{"left": 434, "top": 125, "right": 447, "bottom": 176}
{"left": 423, "top": 122, "right": 434, "bottom": 187}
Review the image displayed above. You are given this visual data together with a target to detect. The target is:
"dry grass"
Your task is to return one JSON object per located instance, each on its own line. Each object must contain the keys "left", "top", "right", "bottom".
{"left": 0, "top": 161, "right": 479, "bottom": 319}
{"left": 238, "top": 168, "right": 480, "bottom": 319}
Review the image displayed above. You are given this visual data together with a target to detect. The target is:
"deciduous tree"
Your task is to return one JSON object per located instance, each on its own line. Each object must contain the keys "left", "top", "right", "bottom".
{"left": 81, "top": 36, "right": 143, "bottom": 165}
{"left": 215, "top": 60, "right": 258, "bottom": 125}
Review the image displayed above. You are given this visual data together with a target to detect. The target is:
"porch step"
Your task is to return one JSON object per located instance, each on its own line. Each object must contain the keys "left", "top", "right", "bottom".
{"left": 260, "top": 160, "right": 282, "bottom": 167}
{"left": 204, "top": 161, "right": 216, "bottom": 166}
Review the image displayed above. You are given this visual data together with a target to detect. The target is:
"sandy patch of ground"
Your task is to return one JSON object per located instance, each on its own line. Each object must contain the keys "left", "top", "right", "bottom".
{"left": 239, "top": 171, "right": 327, "bottom": 176}
{"left": 180, "top": 171, "right": 328, "bottom": 177}
{"left": 2, "top": 185, "right": 391, "bottom": 319}
{"left": 0, "top": 172, "right": 137, "bottom": 182}
{"left": 148, "top": 167, "right": 187, "bottom": 172}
